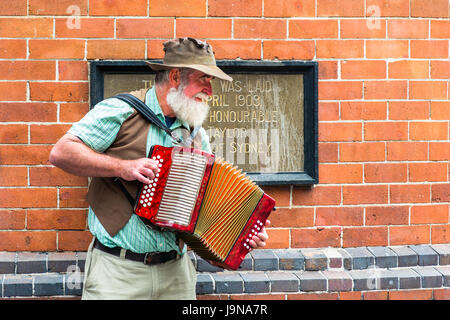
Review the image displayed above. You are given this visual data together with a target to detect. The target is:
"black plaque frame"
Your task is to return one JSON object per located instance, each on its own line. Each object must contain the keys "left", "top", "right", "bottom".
{"left": 89, "top": 60, "right": 318, "bottom": 186}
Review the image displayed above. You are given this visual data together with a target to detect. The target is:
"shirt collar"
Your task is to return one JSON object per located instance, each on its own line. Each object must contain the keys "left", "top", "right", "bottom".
{"left": 145, "top": 86, "right": 191, "bottom": 131}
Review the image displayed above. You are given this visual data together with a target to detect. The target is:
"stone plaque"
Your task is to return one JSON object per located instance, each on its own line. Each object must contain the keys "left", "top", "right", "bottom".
{"left": 103, "top": 73, "right": 304, "bottom": 174}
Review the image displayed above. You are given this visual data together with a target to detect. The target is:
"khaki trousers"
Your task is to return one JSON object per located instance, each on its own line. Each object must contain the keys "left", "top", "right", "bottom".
{"left": 81, "top": 239, "right": 197, "bottom": 300}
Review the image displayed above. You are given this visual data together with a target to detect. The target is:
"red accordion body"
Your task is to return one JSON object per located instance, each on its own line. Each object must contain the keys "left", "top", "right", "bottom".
{"left": 134, "top": 145, "right": 275, "bottom": 270}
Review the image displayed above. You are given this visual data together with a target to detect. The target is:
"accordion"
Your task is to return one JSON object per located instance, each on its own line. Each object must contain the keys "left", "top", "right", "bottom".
{"left": 134, "top": 145, "right": 276, "bottom": 270}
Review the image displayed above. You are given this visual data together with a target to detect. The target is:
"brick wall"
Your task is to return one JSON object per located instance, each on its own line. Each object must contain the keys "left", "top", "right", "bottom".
{"left": 0, "top": 0, "right": 448, "bottom": 252}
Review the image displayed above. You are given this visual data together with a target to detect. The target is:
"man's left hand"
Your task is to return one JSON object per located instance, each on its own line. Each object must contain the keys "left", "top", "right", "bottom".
{"left": 248, "top": 219, "right": 270, "bottom": 250}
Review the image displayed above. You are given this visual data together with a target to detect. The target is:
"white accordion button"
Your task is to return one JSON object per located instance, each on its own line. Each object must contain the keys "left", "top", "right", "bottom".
{"left": 156, "top": 155, "right": 160, "bottom": 159}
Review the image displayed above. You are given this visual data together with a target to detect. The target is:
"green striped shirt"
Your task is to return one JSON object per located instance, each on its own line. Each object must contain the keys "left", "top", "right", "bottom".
{"left": 68, "top": 87, "right": 211, "bottom": 254}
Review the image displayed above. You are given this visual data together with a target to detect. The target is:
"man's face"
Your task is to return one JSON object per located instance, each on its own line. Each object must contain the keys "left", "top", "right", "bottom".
{"left": 181, "top": 70, "right": 214, "bottom": 102}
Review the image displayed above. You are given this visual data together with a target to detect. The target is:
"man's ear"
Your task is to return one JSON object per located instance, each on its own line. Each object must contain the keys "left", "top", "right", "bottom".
{"left": 168, "top": 68, "right": 181, "bottom": 88}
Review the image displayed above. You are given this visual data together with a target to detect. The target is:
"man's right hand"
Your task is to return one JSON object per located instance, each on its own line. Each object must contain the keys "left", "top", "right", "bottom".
{"left": 119, "top": 158, "right": 160, "bottom": 185}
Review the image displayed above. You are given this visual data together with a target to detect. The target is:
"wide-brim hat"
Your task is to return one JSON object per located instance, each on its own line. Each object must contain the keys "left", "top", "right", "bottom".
{"left": 146, "top": 38, "right": 232, "bottom": 82}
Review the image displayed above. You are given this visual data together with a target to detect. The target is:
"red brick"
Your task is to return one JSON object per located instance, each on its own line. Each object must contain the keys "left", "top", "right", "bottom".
{"left": 263, "top": 40, "right": 315, "bottom": 60}
{"left": 363, "top": 291, "right": 388, "bottom": 300}
{"left": 0, "top": 125, "right": 27, "bottom": 144}
{"left": 0, "top": 18, "right": 53, "bottom": 37}
{"left": 431, "top": 20, "right": 450, "bottom": 38}
{"left": 58, "top": 231, "right": 92, "bottom": 251}
{"left": 0, "top": 0, "right": 27, "bottom": 15}
{"left": 30, "top": 82, "right": 88, "bottom": 102}
{"left": 317, "top": 0, "right": 365, "bottom": 16}
{"left": 341, "top": 101, "right": 387, "bottom": 120}
{"left": 259, "top": 186, "right": 290, "bottom": 207}
{"left": 293, "top": 186, "right": 341, "bottom": 206}
{"left": 29, "top": 40, "right": 85, "bottom": 59}
{"left": 270, "top": 208, "right": 314, "bottom": 227}
{"left": 364, "top": 121, "right": 408, "bottom": 141}
{"left": 289, "top": 20, "right": 338, "bottom": 39}
{"left": 150, "top": 0, "right": 206, "bottom": 16}
{"left": 430, "top": 142, "right": 450, "bottom": 161}
{"left": 29, "top": 0, "right": 88, "bottom": 15}
{"left": 410, "top": 121, "right": 448, "bottom": 140}
{"left": 117, "top": 18, "right": 174, "bottom": 38}
{"left": 365, "top": 206, "right": 409, "bottom": 225}
{"left": 206, "top": 40, "right": 261, "bottom": 59}
{"left": 341, "top": 60, "right": 386, "bottom": 79}
{"left": 90, "top": 0, "right": 147, "bottom": 16}
{"left": 319, "top": 122, "right": 362, "bottom": 142}
{"left": 431, "top": 225, "right": 450, "bottom": 244}
{"left": 208, "top": 0, "right": 261, "bottom": 17}
{"left": 27, "top": 209, "right": 87, "bottom": 230}
{"left": 431, "top": 61, "right": 450, "bottom": 79}
{"left": 410, "top": 81, "right": 447, "bottom": 100}
{"left": 0, "top": 61, "right": 55, "bottom": 80}
{"left": 59, "top": 188, "right": 89, "bottom": 208}
{"left": 319, "top": 81, "right": 363, "bottom": 100}
{"left": 58, "top": 61, "right": 88, "bottom": 81}
{"left": 364, "top": 81, "right": 407, "bottom": 99}
{"left": 0, "top": 188, "right": 57, "bottom": 208}
{"left": 0, "top": 210, "right": 26, "bottom": 229}
{"left": 411, "top": 204, "right": 448, "bottom": 224}
{"left": 288, "top": 292, "right": 339, "bottom": 300}
{"left": 318, "top": 61, "right": 338, "bottom": 80}
{"left": 364, "top": 163, "right": 407, "bottom": 183}
{"left": 0, "top": 145, "right": 52, "bottom": 165}
{"left": 319, "top": 102, "right": 339, "bottom": 121}
{"left": 388, "top": 19, "right": 429, "bottom": 38}
{"left": 387, "top": 142, "right": 428, "bottom": 161}
{"left": 265, "top": 229, "right": 290, "bottom": 249}
{"left": 0, "top": 167, "right": 28, "bottom": 186}
{"left": 366, "top": 0, "right": 410, "bottom": 17}
{"left": 176, "top": 19, "right": 232, "bottom": 39}
{"left": 425, "top": 161, "right": 449, "bottom": 181}
{"left": 0, "top": 40, "right": 26, "bottom": 58}
{"left": 343, "top": 227, "right": 388, "bottom": 247}
{"left": 411, "top": 40, "right": 449, "bottom": 59}
{"left": 316, "top": 207, "right": 364, "bottom": 226}
{"left": 411, "top": 0, "right": 449, "bottom": 18}
{"left": 264, "top": 0, "right": 315, "bottom": 17}
{"left": 55, "top": 18, "right": 114, "bottom": 38}
{"left": 340, "top": 142, "right": 385, "bottom": 162}
{"left": 30, "top": 124, "right": 72, "bottom": 144}
{"left": 316, "top": 40, "right": 364, "bottom": 59}
{"left": 60, "top": 103, "right": 89, "bottom": 122}
{"left": 0, "top": 103, "right": 57, "bottom": 122}
{"left": 366, "top": 40, "right": 409, "bottom": 58}
{"left": 319, "top": 142, "right": 339, "bottom": 163}
{"left": 431, "top": 102, "right": 450, "bottom": 120}
{"left": 432, "top": 183, "right": 450, "bottom": 202}
{"left": 389, "top": 60, "right": 429, "bottom": 79}
{"left": 87, "top": 40, "right": 146, "bottom": 59}
{"left": 389, "top": 289, "right": 433, "bottom": 300}
{"left": 390, "top": 184, "right": 431, "bottom": 203}
{"left": 340, "top": 19, "right": 386, "bottom": 38}
{"left": 340, "top": 291, "right": 362, "bottom": 300}
{"left": 343, "top": 185, "right": 389, "bottom": 205}
{"left": 389, "top": 101, "right": 430, "bottom": 120}
{"left": 433, "top": 288, "right": 450, "bottom": 300}
{"left": 0, "top": 231, "right": 56, "bottom": 251}
{"left": 319, "top": 164, "right": 363, "bottom": 184}
{"left": 235, "top": 19, "right": 286, "bottom": 39}
{"left": 0, "top": 82, "right": 27, "bottom": 101}
{"left": 390, "top": 225, "right": 430, "bottom": 245}
{"left": 291, "top": 227, "right": 341, "bottom": 248}
{"left": 29, "top": 167, "right": 88, "bottom": 187}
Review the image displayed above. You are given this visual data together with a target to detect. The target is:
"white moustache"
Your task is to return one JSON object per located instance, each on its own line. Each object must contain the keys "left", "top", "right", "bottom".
{"left": 194, "top": 92, "right": 209, "bottom": 101}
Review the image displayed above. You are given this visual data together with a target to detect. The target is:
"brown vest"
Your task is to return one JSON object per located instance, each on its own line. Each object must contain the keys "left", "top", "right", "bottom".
{"left": 86, "top": 88, "right": 204, "bottom": 237}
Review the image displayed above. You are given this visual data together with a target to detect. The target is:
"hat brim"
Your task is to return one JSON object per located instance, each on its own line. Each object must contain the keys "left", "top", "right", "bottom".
{"left": 145, "top": 61, "right": 233, "bottom": 82}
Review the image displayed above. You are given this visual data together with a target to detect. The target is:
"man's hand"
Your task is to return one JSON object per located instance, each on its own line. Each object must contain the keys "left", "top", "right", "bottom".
{"left": 248, "top": 219, "right": 270, "bottom": 250}
{"left": 119, "top": 158, "right": 160, "bottom": 185}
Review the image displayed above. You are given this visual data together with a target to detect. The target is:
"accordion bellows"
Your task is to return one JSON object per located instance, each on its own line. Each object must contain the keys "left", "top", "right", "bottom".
{"left": 134, "top": 145, "right": 275, "bottom": 270}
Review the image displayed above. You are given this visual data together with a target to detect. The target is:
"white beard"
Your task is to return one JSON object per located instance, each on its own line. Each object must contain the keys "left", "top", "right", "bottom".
{"left": 166, "top": 86, "right": 210, "bottom": 127}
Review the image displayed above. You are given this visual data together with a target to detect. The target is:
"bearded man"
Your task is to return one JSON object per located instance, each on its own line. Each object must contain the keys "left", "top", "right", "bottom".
{"left": 49, "top": 38, "right": 269, "bottom": 300}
